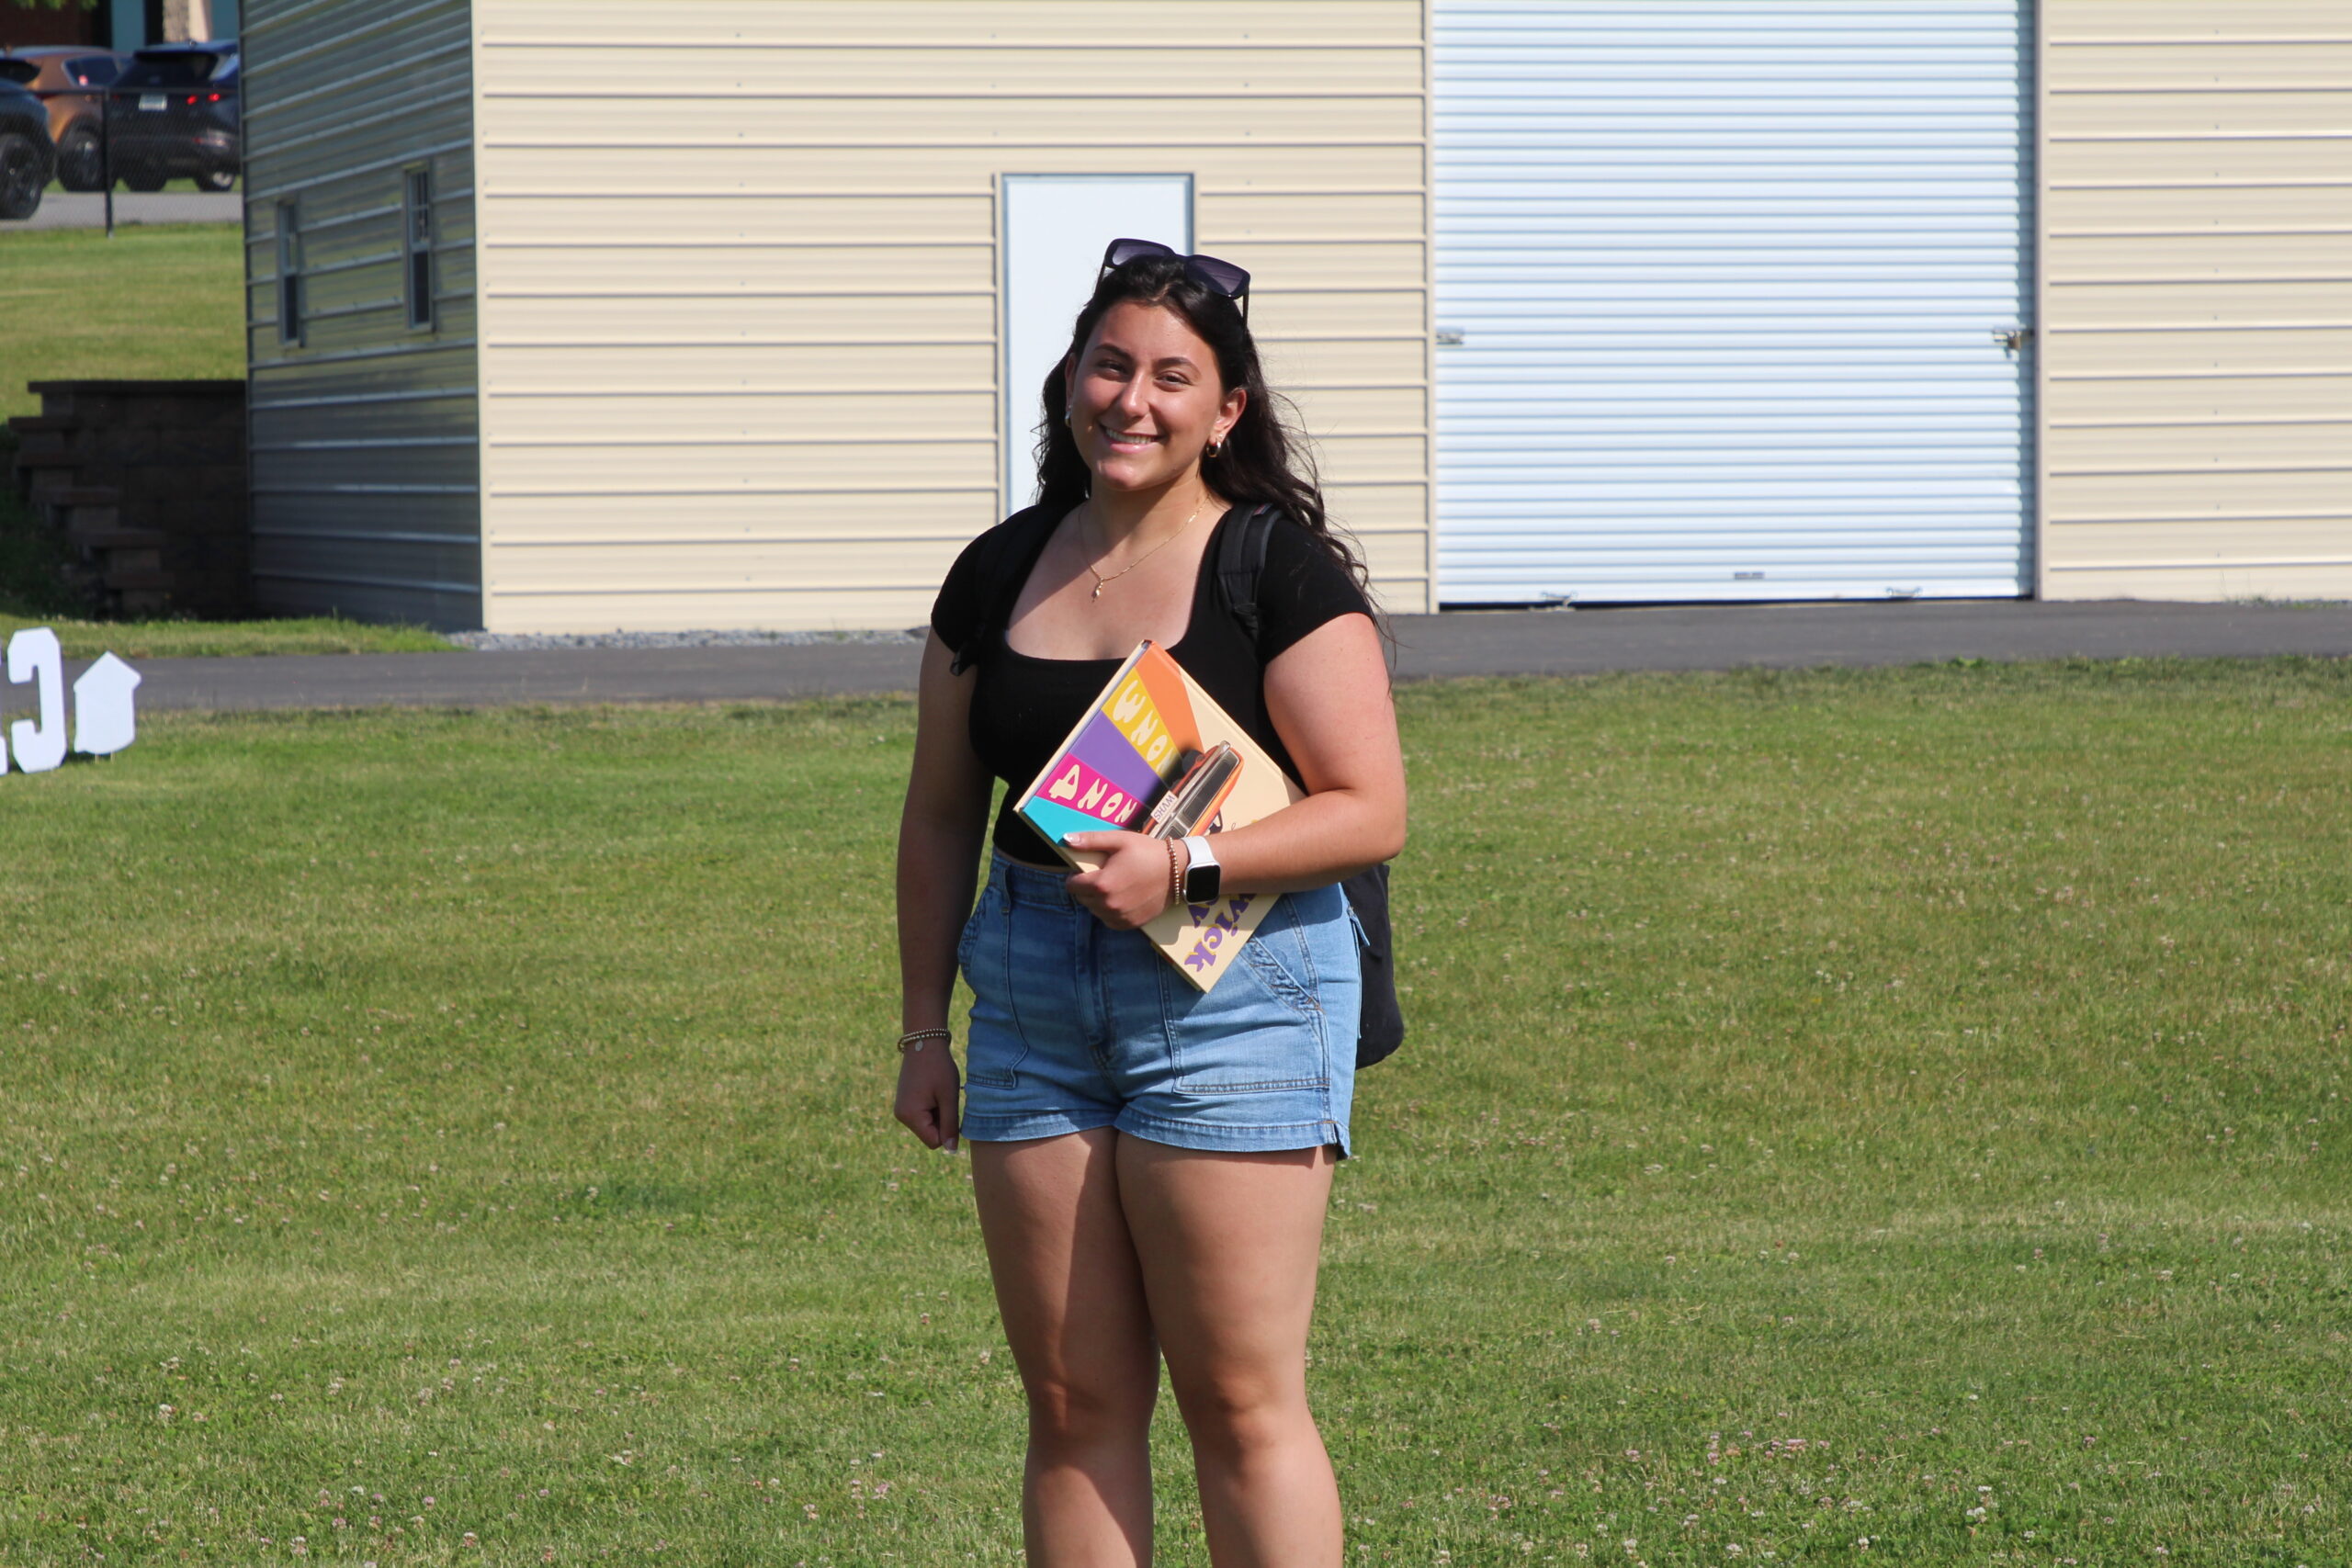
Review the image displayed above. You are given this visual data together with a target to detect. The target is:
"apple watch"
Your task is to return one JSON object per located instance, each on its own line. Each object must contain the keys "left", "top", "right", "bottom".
{"left": 1180, "top": 834, "right": 1222, "bottom": 903}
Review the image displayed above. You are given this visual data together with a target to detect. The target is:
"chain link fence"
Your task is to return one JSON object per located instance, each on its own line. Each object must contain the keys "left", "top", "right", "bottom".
{"left": 0, "top": 41, "right": 238, "bottom": 224}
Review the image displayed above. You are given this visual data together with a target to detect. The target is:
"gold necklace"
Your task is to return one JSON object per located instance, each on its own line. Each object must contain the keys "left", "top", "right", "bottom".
{"left": 1081, "top": 493, "right": 1205, "bottom": 602}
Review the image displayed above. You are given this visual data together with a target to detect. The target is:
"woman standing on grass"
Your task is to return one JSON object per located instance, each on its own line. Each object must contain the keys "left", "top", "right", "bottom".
{"left": 891, "top": 242, "right": 1407, "bottom": 1565}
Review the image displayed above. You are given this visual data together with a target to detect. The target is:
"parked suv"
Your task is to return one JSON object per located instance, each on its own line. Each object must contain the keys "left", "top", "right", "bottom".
{"left": 0, "top": 47, "right": 127, "bottom": 191}
{"left": 0, "top": 73, "right": 56, "bottom": 220}
{"left": 107, "top": 39, "right": 238, "bottom": 191}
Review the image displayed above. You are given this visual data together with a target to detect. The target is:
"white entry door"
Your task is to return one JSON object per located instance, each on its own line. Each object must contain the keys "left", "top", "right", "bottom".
{"left": 1001, "top": 175, "right": 1193, "bottom": 514}
{"left": 1432, "top": 1, "right": 2034, "bottom": 604}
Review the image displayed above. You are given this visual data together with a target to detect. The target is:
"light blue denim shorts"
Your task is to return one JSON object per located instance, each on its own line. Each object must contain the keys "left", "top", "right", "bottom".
{"left": 957, "top": 853, "right": 1360, "bottom": 1156}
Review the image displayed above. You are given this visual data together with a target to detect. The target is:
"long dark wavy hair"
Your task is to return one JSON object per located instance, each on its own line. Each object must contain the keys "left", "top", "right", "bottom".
{"left": 1032, "top": 252, "right": 1372, "bottom": 598}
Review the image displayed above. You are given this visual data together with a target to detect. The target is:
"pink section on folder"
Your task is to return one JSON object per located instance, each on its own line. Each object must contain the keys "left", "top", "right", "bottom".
{"left": 1027, "top": 751, "right": 1154, "bottom": 830}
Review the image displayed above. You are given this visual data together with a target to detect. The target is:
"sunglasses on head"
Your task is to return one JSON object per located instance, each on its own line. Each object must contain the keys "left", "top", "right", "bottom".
{"left": 1099, "top": 238, "right": 1251, "bottom": 321}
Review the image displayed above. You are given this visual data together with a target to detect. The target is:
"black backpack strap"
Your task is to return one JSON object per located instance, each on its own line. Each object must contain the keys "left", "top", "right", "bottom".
{"left": 1344, "top": 863, "right": 1407, "bottom": 1068}
{"left": 1212, "top": 498, "right": 1408, "bottom": 1068}
{"left": 1214, "top": 501, "right": 1282, "bottom": 650}
{"left": 948, "top": 504, "right": 1061, "bottom": 675}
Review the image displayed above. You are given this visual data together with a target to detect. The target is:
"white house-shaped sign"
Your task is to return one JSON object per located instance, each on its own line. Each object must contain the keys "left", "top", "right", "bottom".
{"left": 73, "top": 652, "right": 141, "bottom": 757}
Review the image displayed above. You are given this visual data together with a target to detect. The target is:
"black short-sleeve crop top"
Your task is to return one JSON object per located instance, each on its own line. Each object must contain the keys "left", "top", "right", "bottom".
{"left": 931, "top": 505, "right": 1374, "bottom": 864}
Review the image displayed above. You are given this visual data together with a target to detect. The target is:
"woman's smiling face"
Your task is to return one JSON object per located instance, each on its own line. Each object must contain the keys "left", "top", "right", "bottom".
{"left": 1067, "top": 299, "right": 1246, "bottom": 495}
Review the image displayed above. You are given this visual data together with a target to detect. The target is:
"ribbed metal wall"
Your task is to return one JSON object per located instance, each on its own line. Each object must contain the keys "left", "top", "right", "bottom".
{"left": 469, "top": 0, "right": 1432, "bottom": 633}
{"left": 1432, "top": 0, "right": 2033, "bottom": 604}
{"left": 2041, "top": 0, "right": 2352, "bottom": 601}
{"left": 243, "top": 0, "right": 480, "bottom": 628}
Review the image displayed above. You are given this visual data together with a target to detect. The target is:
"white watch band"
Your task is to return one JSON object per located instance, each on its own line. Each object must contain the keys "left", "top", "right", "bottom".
{"left": 1182, "top": 834, "right": 1218, "bottom": 873}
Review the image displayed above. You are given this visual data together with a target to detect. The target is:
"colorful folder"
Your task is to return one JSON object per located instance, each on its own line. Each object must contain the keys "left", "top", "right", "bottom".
{"left": 1011, "top": 641, "right": 1306, "bottom": 992}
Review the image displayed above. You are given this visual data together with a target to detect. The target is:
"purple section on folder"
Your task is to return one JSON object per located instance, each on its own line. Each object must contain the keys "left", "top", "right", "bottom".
{"left": 1069, "top": 709, "right": 1169, "bottom": 803}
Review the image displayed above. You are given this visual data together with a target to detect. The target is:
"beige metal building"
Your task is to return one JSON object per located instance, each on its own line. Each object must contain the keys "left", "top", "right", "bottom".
{"left": 244, "top": 0, "right": 1432, "bottom": 631}
{"left": 2039, "top": 0, "right": 2352, "bottom": 601}
{"left": 241, "top": 0, "right": 2343, "bottom": 630}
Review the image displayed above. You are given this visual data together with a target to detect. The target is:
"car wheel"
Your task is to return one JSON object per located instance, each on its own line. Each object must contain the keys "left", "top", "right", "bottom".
{"left": 57, "top": 126, "right": 105, "bottom": 192}
{"left": 0, "top": 132, "right": 45, "bottom": 220}
{"left": 195, "top": 167, "right": 236, "bottom": 192}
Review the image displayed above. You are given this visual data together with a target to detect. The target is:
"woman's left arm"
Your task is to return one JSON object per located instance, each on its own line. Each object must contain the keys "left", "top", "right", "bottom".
{"left": 1065, "top": 612, "right": 1405, "bottom": 926}
{"left": 1211, "top": 610, "right": 1406, "bottom": 891}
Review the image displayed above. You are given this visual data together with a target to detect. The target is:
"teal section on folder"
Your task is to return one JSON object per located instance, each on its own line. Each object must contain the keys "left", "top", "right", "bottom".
{"left": 1020, "top": 796, "right": 1114, "bottom": 846}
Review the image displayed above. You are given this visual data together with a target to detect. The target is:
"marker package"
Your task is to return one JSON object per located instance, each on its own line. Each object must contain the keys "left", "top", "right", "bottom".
{"left": 1145, "top": 742, "right": 1243, "bottom": 840}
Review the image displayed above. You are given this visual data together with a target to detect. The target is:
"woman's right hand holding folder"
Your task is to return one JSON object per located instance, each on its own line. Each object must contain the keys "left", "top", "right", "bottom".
{"left": 1061, "top": 829, "right": 1184, "bottom": 931}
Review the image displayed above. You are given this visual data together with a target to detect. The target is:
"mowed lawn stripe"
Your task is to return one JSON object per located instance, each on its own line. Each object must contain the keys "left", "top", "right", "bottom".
{"left": 2, "top": 664, "right": 2346, "bottom": 1564}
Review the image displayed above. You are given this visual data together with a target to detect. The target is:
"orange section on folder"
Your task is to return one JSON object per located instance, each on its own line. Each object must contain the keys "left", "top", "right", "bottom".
{"left": 1126, "top": 645, "right": 1202, "bottom": 755}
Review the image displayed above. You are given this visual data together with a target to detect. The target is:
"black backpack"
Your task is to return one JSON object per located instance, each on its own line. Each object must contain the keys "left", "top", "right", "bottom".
{"left": 950, "top": 501, "right": 1407, "bottom": 1069}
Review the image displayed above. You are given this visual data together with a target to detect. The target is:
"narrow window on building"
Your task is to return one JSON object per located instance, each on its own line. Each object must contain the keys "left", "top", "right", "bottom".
{"left": 276, "top": 199, "right": 302, "bottom": 346}
{"left": 402, "top": 166, "right": 435, "bottom": 331}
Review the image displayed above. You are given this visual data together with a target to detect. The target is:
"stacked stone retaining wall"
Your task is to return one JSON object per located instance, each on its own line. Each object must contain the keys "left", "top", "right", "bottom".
{"left": 6, "top": 379, "right": 248, "bottom": 617}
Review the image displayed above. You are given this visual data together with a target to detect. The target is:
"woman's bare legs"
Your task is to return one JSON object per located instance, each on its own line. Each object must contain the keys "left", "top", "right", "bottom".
{"left": 1118, "top": 1138, "right": 1341, "bottom": 1568}
{"left": 972, "top": 1131, "right": 1341, "bottom": 1567}
{"left": 970, "top": 1129, "right": 1159, "bottom": 1566}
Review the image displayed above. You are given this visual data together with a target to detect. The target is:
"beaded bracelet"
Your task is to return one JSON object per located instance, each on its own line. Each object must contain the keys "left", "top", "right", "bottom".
{"left": 898, "top": 1028, "right": 951, "bottom": 1054}
{"left": 1165, "top": 838, "right": 1185, "bottom": 908}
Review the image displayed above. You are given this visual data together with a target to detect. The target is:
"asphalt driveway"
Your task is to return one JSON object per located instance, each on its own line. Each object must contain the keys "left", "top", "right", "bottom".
{"left": 80, "top": 598, "right": 2352, "bottom": 712}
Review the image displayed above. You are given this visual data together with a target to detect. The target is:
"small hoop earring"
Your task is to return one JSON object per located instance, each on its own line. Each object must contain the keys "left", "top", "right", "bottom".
{"left": 1063, "top": 408, "right": 1073, "bottom": 425}
{"left": 1205, "top": 438, "right": 1224, "bottom": 457}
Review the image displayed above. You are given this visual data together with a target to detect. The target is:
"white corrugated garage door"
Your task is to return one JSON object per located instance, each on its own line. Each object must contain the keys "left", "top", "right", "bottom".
{"left": 1433, "top": 0, "right": 2034, "bottom": 604}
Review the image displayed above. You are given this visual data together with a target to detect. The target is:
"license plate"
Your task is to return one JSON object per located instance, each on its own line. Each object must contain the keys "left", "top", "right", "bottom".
{"left": 139, "top": 93, "right": 165, "bottom": 111}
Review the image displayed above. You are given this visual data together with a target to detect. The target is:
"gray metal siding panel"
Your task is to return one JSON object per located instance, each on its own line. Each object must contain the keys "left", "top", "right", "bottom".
{"left": 243, "top": 0, "right": 481, "bottom": 628}
{"left": 1432, "top": 0, "right": 2035, "bottom": 604}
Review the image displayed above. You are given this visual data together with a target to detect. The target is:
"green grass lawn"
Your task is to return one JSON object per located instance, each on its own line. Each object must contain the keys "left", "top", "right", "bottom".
{"left": 3, "top": 664, "right": 2346, "bottom": 1564}
{"left": 0, "top": 606, "right": 453, "bottom": 659}
{"left": 0, "top": 223, "right": 245, "bottom": 423}
{"left": 0, "top": 223, "right": 445, "bottom": 651}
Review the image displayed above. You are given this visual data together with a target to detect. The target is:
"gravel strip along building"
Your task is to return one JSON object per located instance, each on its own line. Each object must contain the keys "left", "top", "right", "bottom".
{"left": 238, "top": 1, "right": 2347, "bottom": 632}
